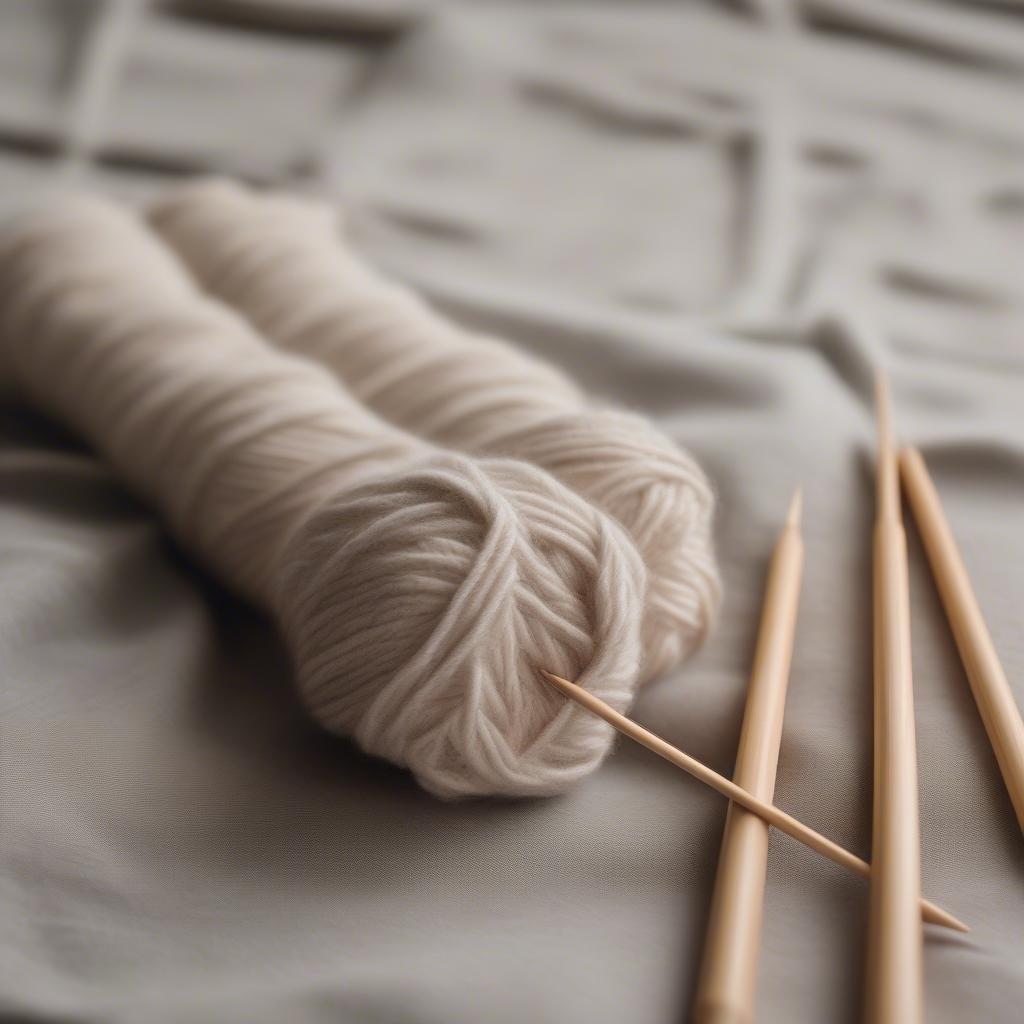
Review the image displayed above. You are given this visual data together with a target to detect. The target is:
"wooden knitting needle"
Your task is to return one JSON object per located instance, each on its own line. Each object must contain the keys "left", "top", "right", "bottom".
{"left": 866, "top": 372, "right": 923, "bottom": 1024}
{"left": 539, "top": 671, "right": 967, "bottom": 933}
{"left": 694, "top": 488, "right": 804, "bottom": 1024}
{"left": 901, "top": 445, "right": 1024, "bottom": 834}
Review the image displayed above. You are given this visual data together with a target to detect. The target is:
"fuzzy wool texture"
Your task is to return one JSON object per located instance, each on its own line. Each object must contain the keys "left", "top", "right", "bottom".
{"left": 0, "top": 196, "right": 652, "bottom": 799}
{"left": 150, "top": 179, "right": 721, "bottom": 681}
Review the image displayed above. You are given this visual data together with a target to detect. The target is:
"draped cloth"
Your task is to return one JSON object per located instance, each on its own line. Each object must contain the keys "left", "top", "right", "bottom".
{"left": 2, "top": 3, "right": 1023, "bottom": 1021}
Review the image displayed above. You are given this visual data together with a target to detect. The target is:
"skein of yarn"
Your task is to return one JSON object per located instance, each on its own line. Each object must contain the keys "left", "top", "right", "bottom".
{"left": 150, "top": 180, "right": 721, "bottom": 681}
{"left": 0, "top": 196, "right": 649, "bottom": 799}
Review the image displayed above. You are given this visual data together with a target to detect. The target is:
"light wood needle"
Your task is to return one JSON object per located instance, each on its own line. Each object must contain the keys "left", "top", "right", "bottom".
{"left": 866, "top": 372, "right": 924, "bottom": 1024}
{"left": 694, "top": 488, "right": 804, "bottom": 1024}
{"left": 901, "top": 445, "right": 1024, "bottom": 835}
{"left": 538, "top": 670, "right": 967, "bottom": 933}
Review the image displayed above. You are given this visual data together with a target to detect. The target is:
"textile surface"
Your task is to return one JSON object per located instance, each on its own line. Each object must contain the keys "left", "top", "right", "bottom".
{"left": 1, "top": 2, "right": 1023, "bottom": 1021}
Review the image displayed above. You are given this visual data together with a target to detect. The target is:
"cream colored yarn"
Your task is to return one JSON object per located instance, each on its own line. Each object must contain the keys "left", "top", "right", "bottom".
{"left": 150, "top": 180, "right": 721, "bottom": 680}
{"left": 0, "top": 196, "right": 649, "bottom": 799}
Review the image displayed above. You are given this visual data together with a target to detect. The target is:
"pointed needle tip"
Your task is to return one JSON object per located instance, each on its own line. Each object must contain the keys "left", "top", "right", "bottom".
{"left": 539, "top": 669, "right": 570, "bottom": 688}
{"left": 787, "top": 487, "right": 803, "bottom": 528}
{"left": 947, "top": 914, "right": 971, "bottom": 934}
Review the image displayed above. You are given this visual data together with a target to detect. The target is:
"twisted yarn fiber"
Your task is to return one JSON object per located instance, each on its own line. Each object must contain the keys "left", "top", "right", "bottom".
{"left": 0, "top": 197, "right": 648, "bottom": 798}
{"left": 151, "top": 180, "right": 721, "bottom": 681}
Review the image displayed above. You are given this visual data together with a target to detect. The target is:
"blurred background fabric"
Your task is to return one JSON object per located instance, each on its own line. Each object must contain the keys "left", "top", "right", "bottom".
{"left": 1, "top": 2, "right": 1023, "bottom": 1022}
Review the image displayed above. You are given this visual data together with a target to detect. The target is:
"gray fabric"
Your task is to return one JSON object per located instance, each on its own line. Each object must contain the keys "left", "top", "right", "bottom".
{"left": 2, "top": 2, "right": 1024, "bottom": 1022}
